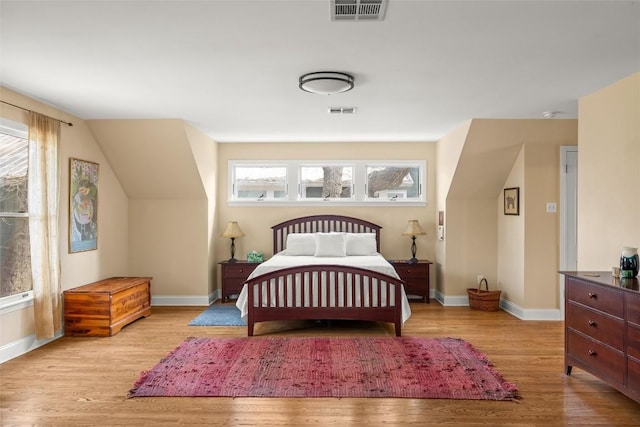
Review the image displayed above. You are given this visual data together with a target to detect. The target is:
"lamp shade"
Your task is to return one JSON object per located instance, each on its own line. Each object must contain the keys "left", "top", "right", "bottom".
{"left": 221, "top": 221, "right": 245, "bottom": 239}
{"left": 401, "top": 220, "right": 426, "bottom": 236}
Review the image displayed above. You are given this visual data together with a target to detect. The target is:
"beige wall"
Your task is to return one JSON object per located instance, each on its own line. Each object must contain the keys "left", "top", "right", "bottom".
{"left": 577, "top": 73, "right": 640, "bottom": 270}
{"left": 129, "top": 199, "right": 209, "bottom": 299}
{"left": 498, "top": 143, "right": 564, "bottom": 310}
{"left": 215, "top": 142, "right": 437, "bottom": 277}
{"left": 440, "top": 119, "right": 576, "bottom": 315}
{"left": 1, "top": 87, "right": 130, "bottom": 348}
{"left": 523, "top": 143, "right": 561, "bottom": 309}
{"left": 498, "top": 146, "right": 525, "bottom": 305}
{"left": 435, "top": 121, "right": 471, "bottom": 293}
{"left": 88, "top": 120, "right": 218, "bottom": 303}
{"left": 445, "top": 197, "right": 498, "bottom": 297}
{"left": 185, "top": 124, "right": 219, "bottom": 294}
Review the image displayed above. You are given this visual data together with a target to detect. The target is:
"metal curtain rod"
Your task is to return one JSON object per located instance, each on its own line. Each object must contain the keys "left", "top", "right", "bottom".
{"left": 1, "top": 100, "right": 73, "bottom": 127}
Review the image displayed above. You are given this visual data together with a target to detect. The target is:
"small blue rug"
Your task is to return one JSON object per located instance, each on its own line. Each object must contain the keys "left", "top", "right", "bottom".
{"left": 188, "top": 304, "right": 246, "bottom": 326}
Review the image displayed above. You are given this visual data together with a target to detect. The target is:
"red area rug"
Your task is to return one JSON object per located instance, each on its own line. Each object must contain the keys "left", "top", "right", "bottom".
{"left": 128, "top": 336, "right": 518, "bottom": 400}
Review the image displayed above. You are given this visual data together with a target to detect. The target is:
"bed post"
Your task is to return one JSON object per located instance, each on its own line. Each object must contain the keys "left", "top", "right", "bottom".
{"left": 247, "top": 283, "right": 255, "bottom": 336}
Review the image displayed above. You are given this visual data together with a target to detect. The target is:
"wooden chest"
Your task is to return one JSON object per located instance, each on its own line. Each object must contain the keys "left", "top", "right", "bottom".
{"left": 64, "top": 277, "right": 152, "bottom": 337}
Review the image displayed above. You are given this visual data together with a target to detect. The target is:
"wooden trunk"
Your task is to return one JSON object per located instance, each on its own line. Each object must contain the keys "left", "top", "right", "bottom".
{"left": 64, "top": 277, "right": 152, "bottom": 337}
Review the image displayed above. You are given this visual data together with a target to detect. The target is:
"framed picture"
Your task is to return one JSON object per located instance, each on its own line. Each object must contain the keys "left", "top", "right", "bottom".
{"left": 69, "top": 158, "right": 99, "bottom": 252}
{"left": 504, "top": 187, "right": 520, "bottom": 216}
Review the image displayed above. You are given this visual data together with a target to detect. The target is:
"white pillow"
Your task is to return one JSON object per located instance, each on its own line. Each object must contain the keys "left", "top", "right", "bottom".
{"left": 345, "top": 233, "right": 377, "bottom": 256}
{"left": 314, "top": 232, "right": 347, "bottom": 257}
{"left": 285, "top": 233, "right": 316, "bottom": 256}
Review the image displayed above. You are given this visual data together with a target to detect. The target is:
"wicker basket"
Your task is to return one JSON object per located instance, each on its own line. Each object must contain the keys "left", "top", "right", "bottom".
{"left": 467, "top": 278, "right": 501, "bottom": 311}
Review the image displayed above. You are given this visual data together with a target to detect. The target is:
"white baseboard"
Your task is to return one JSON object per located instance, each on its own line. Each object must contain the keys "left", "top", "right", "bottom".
{"left": 434, "top": 290, "right": 469, "bottom": 306}
{"left": 499, "top": 298, "right": 562, "bottom": 320}
{"left": 433, "top": 290, "right": 562, "bottom": 320}
{"left": 151, "top": 290, "right": 220, "bottom": 306}
{"left": 1, "top": 331, "right": 63, "bottom": 364}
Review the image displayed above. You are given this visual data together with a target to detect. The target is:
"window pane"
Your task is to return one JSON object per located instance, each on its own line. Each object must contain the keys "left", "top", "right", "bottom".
{"left": 0, "top": 132, "right": 29, "bottom": 213}
{"left": 366, "top": 165, "right": 420, "bottom": 199}
{"left": 233, "top": 166, "right": 287, "bottom": 200}
{"left": 1, "top": 120, "right": 32, "bottom": 300}
{"left": 300, "top": 166, "right": 353, "bottom": 199}
{"left": 0, "top": 217, "right": 32, "bottom": 298}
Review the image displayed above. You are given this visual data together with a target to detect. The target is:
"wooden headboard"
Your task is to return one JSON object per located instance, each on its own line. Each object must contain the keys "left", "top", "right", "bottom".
{"left": 271, "top": 215, "right": 382, "bottom": 254}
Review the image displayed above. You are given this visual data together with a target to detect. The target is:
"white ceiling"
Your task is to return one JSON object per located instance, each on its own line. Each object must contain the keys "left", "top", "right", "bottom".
{"left": 1, "top": 0, "right": 639, "bottom": 143}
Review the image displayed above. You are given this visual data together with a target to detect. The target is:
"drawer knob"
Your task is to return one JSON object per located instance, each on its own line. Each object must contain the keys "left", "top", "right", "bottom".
{"left": 588, "top": 349, "right": 597, "bottom": 357}
{"left": 588, "top": 292, "right": 597, "bottom": 299}
{"left": 588, "top": 320, "right": 597, "bottom": 327}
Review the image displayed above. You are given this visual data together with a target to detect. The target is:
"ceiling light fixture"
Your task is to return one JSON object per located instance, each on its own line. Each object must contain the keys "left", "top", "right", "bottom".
{"left": 299, "top": 71, "right": 354, "bottom": 95}
{"left": 542, "top": 111, "right": 560, "bottom": 119}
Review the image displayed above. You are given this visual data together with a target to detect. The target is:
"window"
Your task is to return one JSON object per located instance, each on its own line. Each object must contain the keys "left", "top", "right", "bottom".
{"left": 0, "top": 118, "right": 32, "bottom": 307}
{"left": 366, "top": 164, "right": 421, "bottom": 200}
{"left": 229, "top": 160, "right": 426, "bottom": 206}
{"left": 231, "top": 164, "right": 287, "bottom": 201}
{"left": 299, "top": 164, "right": 353, "bottom": 200}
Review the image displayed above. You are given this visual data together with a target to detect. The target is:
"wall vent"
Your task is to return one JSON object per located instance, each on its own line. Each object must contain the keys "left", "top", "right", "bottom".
{"left": 329, "top": 107, "right": 357, "bottom": 115}
{"left": 331, "top": 0, "right": 388, "bottom": 21}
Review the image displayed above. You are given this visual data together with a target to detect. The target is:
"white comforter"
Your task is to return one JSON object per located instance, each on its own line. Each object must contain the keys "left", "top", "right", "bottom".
{"left": 235, "top": 253, "right": 412, "bottom": 324}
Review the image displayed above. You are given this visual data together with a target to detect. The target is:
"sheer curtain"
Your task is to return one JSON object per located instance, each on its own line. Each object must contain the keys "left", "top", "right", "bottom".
{"left": 28, "top": 112, "right": 61, "bottom": 339}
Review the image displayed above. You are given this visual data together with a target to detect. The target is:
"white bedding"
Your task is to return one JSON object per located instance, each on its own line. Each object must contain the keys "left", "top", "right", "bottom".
{"left": 235, "top": 253, "right": 412, "bottom": 324}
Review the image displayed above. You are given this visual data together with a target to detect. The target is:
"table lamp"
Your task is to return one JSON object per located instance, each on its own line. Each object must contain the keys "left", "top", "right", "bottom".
{"left": 401, "top": 219, "right": 426, "bottom": 264}
{"left": 221, "top": 221, "right": 245, "bottom": 262}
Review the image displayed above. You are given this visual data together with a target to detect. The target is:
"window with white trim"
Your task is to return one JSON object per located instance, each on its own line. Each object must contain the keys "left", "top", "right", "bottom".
{"left": 231, "top": 164, "right": 287, "bottom": 201}
{"left": 0, "top": 118, "right": 33, "bottom": 309}
{"left": 300, "top": 164, "right": 354, "bottom": 200}
{"left": 366, "top": 164, "right": 421, "bottom": 200}
{"left": 229, "top": 160, "right": 426, "bottom": 206}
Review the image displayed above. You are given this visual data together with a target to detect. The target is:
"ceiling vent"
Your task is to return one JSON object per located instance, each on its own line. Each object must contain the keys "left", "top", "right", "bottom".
{"left": 331, "top": 0, "right": 388, "bottom": 21}
{"left": 329, "top": 107, "right": 357, "bottom": 115}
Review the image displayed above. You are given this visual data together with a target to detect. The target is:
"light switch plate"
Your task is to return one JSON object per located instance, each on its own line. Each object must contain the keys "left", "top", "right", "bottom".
{"left": 546, "top": 202, "right": 557, "bottom": 213}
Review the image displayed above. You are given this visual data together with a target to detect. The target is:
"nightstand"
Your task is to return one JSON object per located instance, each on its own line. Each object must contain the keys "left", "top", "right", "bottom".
{"left": 219, "top": 261, "right": 261, "bottom": 302}
{"left": 389, "top": 260, "right": 432, "bottom": 303}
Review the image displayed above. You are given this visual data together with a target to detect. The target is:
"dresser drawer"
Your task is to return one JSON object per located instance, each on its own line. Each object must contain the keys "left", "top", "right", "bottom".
{"left": 566, "top": 278, "right": 623, "bottom": 317}
{"left": 567, "top": 330, "right": 625, "bottom": 385}
{"left": 224, "top": 263, "right": 259, "bottom": 279}
{"left": 224, "top": 278, "right": 247, "bottom": 295}
{"left": 627, "top": 292, "right": 640, "bottom": 327}
{"left": 403, "top": 281, "right": 426, "bottom": 295}
{"left": 566, "top": 302, "right": 624, "bottom": 350}
{"left": 394, "top": 263, "right": 428, "bottom": 279}
{"left": 628, "top": 324, "right": 640, "bottom": 360}
{"left": 628, "top": 356, "right": 640, "bottom": 392}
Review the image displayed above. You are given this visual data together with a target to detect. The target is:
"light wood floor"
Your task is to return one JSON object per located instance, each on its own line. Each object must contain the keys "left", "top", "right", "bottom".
{"left": 2, "top": 301, "right": 640, "bottom": 426}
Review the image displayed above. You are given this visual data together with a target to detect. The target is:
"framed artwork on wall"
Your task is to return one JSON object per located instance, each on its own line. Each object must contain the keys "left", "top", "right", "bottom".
{"left": 69, "top": 158, "right": 99, "bottom": 252}
{"left": 504, "top": 187, "right": 519, "bottom": 216}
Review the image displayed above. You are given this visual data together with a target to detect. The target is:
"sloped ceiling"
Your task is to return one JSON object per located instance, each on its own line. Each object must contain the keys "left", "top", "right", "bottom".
{"left": 87, "top": 119, "right": 207, "bottom": 199}
{"left": 447, "top": 119, "right": 578, "bottom": 200}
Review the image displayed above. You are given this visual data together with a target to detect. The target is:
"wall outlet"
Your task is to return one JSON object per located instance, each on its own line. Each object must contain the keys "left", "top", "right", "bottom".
{"left": 477, "top": 275, "right": 484, "bottom": 285}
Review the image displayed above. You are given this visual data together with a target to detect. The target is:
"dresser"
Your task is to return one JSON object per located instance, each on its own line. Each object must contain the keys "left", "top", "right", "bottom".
{"left": 219, "top": 261, "right": 261, "bottom": 302}
{"left": 562, "top": 271, "right": 640, "bottom": 403}
{"left": 389, "top": 260, "right": 432, "bottom": 303}
{"left": 64, "top": 277, "right": 152, "bottom": 337}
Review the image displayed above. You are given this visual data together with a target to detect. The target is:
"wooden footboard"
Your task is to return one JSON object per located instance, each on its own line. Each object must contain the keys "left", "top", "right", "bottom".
{"left": 245, "top": 265, "right": 405, "bottom": 336}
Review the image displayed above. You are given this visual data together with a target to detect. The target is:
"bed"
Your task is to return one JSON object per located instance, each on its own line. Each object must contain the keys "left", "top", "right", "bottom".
{"left": 235, "top": 215, "right": 411, "bottom": 336}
